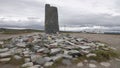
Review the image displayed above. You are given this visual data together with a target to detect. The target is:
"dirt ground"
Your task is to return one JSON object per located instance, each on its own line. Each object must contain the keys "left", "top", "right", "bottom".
{"left": 0, "top": 32, "right": 120, "bottom": 68}
{"left": 70, "top": 33, "right": 120, "bottom": 51}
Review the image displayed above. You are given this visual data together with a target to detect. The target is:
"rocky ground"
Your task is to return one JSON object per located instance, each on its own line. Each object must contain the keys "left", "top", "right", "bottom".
{"left": 0, "top": 32, "right": 120, "bottom": 68}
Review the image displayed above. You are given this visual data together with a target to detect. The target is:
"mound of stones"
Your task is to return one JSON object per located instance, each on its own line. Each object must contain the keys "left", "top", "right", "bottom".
{"left": 0, "top": 33, "right": 116, "bottom": 68}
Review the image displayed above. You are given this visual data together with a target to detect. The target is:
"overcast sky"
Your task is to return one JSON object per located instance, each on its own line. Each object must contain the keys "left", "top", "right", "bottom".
{"left": 0, "top": 0, "right": 120, "bottom": 30}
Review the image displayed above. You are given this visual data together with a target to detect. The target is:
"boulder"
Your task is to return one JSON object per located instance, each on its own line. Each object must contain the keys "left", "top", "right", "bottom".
{"left": 68, "top": 50, "right": 81, "bottom": 57}
{"left": 100, "top": 62, "right": 110, "bottom": 67}
{"left": 88, "top": 63, "right": 97, "bottom": 68}
{"left": 62, "top": 54, "right": 72, "bottom": 59}
{"left": 15, "top": 48, "right": 23, "bottom": 54}
{"left": 16, "top": 43, "right": 26, "bottom": 48}
{"left": 51, "top": 54, "right": 63, "bottom": 61}
{"left": 14, "top": 55, "right": 22, "bottom": 60}
{"left": 0, "top": 58, "right": 11, "bottom": 62}
{"left": 44, "top": 62, "right": 53, "bottom": 67}
{"left": 79, "top": 46, "right": 91, "bottom": 49}
{"left": 0, "top": 48, "right": 9, "bottom": 53}
{"left": 50, "top": 48, "right": 61, "bottom": 55}
{"left": 0, "top": 51, "right": 12, "bottom": 57}
{"left": 62, "top": 59, "right": 72, "bottom": 65}
{"left": 0, "top": 41, "right": 4, "bottom": 45}
{"left": 23, "top": 51, "right": 30, "bottom": 57}
{"left": 66, "top": 41, "right": 75, "bottom": 45}
{"left": 37, "top": 48, "right": 45, "bottom": 53}
{"left": 115, "top": 58, "right": 120, "bottom": 62}
{"left": 31, "top": 55, "right": 41, "bottom": 62}
{"left": 35, "top": 58, "right": 46, "bottom": 65}
{"left": 22, "top": 62, "right": 33, "bottom": 68}
{"left": 63, "top": 50, "right": 69, "bottom": 54}
{"left": 77, "top": 62, "right": 83, "bottom": 67}
{"left": 44, "top": 57, "right": 52, "bottom": 62}
{"left": 28, "top": 65, "right": 41, "bottom": 68}
{"left": 25, "top": 58, "right": 31, "bottom": 63}
{"left": 86, "top": 53, "right": 96, "bottom": 57}
{"left": 43, "top": 48, "right": 50, "bottom": 54}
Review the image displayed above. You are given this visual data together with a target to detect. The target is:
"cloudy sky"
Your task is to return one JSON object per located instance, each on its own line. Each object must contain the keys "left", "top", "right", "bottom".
{"left": 0, "top": 0, "right": 120, "bottom": 31}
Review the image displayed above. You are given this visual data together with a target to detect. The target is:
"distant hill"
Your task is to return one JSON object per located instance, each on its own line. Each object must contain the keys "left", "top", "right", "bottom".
{"left": 0, "top": 28, "right": 43, "bottom": 34}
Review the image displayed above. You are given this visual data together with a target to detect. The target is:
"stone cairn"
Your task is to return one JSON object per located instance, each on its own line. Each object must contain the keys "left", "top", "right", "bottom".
{"left": 45, "top": 4, "right": 59, "bottom": 34}
{"left": 0, "top": 33, "right": 117, "bottom": 68}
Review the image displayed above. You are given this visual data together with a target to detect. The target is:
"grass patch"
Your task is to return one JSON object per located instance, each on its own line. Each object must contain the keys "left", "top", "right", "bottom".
{"left": 72, "top": 55, "right": 86, "bottom": 63}
{"left": 0, "top": 44, "right": 3, "bottom": 49}
{"left": 26, "top": 43, "right": 34, "bottom": 50}
{"left": 8, "top": 56, "right": 25, "bottom": 65}
{"left": 88, "top": 50, "right": 119, "bottom": 62}
{"left": 0, "top": 28, "right": 43, "bottom": 34}
{"left": 46, "top": 58, "right": 63, "bottom": 68}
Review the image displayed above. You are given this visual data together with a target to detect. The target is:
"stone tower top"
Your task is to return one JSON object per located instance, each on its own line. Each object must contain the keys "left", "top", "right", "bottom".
{"left": 45, "top": 4, "right": 59, "bottom": 34}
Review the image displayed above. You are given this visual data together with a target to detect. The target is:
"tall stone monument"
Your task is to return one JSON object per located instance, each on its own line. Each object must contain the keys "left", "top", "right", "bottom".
{"left": 45, "top": 4, "right": 59, "bottom": 34}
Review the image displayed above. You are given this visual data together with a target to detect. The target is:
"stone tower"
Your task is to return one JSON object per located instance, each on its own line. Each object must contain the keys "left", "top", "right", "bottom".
{"left": 45, "top": 4, "right": 59, "bottom": 34}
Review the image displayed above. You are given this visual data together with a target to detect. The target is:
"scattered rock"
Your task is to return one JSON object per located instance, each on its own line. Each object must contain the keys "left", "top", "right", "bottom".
{"left": 0, "top": 48, "right": 9, "bottom": 53}
{"left": 44, "top": 62, "right": 53, "bottom": 67}
{"left": 37, "top": 48, "right": 45, "bottom": 53}
{"left": 27, "top": 37, "right": 34, "bottom": 43}
{"left": 0, "top": 51, "right": 12, "bottom": 57}
{"left": 89, "top": 60, "right": 97, "bottom": 63}
{"left": 36, "top": 58, "right": 46, "bottom": 65}
{"left": 31, "top": 55, "right": 41, "bottom": 62}
{"left": 22, "top": 62, "right": 33, "bottom": 68}
{"left": 62, "top": 59, "right": 72, "bottom": 65}
{"left": 86, "top": 53, "right": 96, "bottom": 57}
{"left": 115, "top": 58, "right": 120, "bottom": 62}
{"left": 0, "top": 41, "right": 4, "bottom": 45}
{"left": 28, "top": 65, "right": 41, "bottom": 68}
{"left": 77, "top": 62, "right": 83, "bottom": 67}
{"left": 62, "top": 54, "right": 72, "bottom": 59}
{"left": 0, "top": 58, "right": 11, "bottom": 62}
{"left": 16, "top": 43, "right": 26, "bottom": 48}
{"left": 100, "top": 62, "right": 111, "bottom": 67}
{"left": 51, "top": 54, "right": 62, "bottom": 61}
{"left": 84, "top": 60, "right": 88, "bottom": 63}
{"left": 50, "top": 48, "right": 61, "bottom": 55}
{"left": 44, "top": 57, "right": 52, "bottom": 62}
{"left": 68, "top": 50, "right": 81, "bottom": 57}
{"left": 14, "top": 55, "right": 22, "bottom": 60}
{"left": 89, "top": 63, "right": 97, "bottom": 68}
{"left": 79, "top": 46, "right": 91, "bottom": 49}
{"left": 25, "top": 58, "right": 31, "bottom": 63}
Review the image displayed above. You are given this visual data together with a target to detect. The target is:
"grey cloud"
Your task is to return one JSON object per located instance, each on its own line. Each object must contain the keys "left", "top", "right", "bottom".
{"left": 0, "top": 0, "right": 120, "bottom": 30}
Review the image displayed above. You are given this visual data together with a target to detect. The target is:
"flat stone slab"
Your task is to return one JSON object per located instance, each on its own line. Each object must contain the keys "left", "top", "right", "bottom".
{"left": 28, "top": 65, "right": 41, "bottom": 68}
{"left": 50, "top": 48, "right": 61, "bottom": 54}
{"left": 44, "top": 62, "right": 53, "bottom": 67}
{"left": 89, "top": 63, "right": 97, "bottom": 68}
{"left": 0, "top": 51, "right": 12, "bottom": 57}
{"left": 62, "top": 59, "right": 72, "bottom": 65}
{"left": 0, "top": 48, "right": 9, "bottom": 53}
{"left": 14, "top": 55, "right": 22, "bottom": 60}
{"left": 22, "top": 62, "right": 33, "bottom": 68}
{"left": 16, "top": 43, "right": 26, "bottom": 48}
{"left": 86, "top": 53, "right": 96, "bottom": 57}
{"left": 115, "top": 58, "right": 120, "bottom": 62}
{"left": 0, "top": 58, "right": 11, "bottom": 62}
{"left": 0, "top": 41, "right": 4, "bottom": 45}
{"left": 77, "top": 62, "right": 83, "bottom": 67}
{"left": 100, "top": 62, "right": 111, "bottom": 67}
